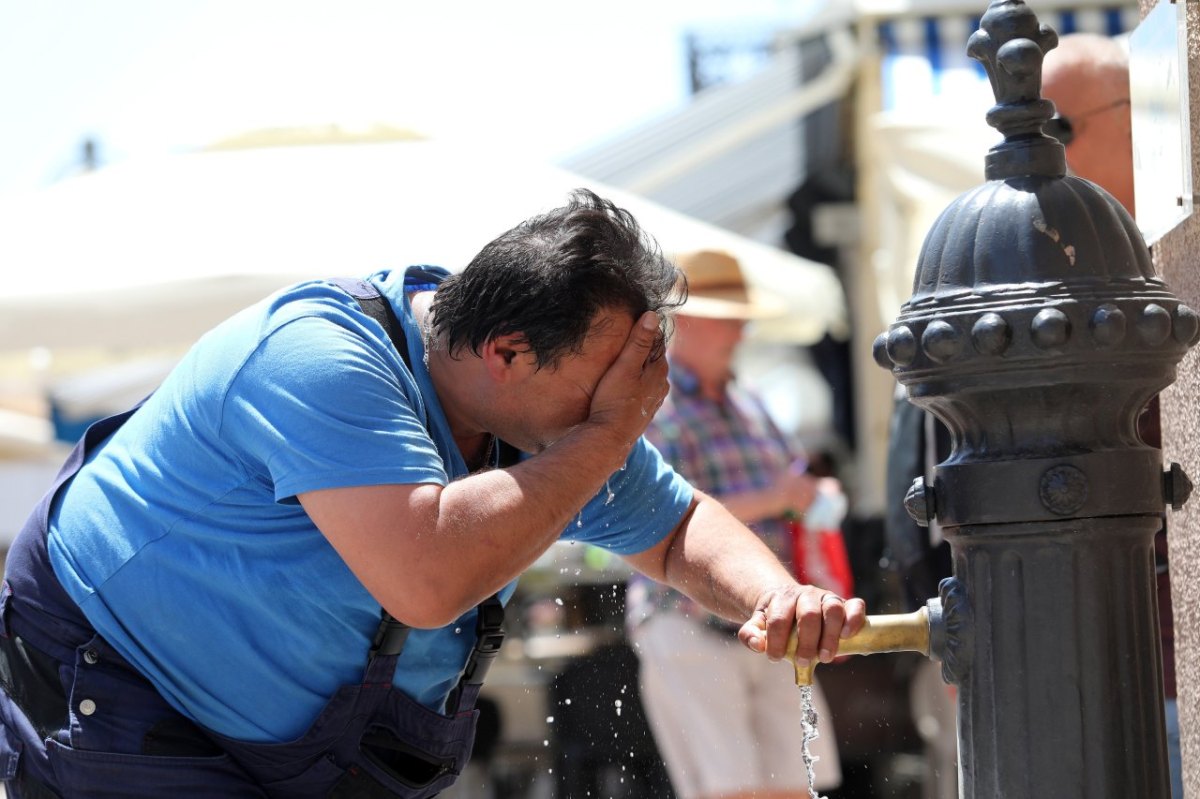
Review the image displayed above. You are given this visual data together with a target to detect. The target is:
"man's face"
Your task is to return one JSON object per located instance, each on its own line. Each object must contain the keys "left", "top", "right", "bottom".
{"left": 498, "top": 307, "right": 636, "bottom": 453}
{"left": 671, "top": 313, "right": 746, "bottom": 379}
{"left": 1041, "top": 51, "right": 1134, "bottom": 212}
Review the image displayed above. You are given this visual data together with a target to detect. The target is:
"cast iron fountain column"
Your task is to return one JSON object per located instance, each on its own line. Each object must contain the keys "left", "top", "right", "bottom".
{"left": 870, "top": 2, "right": 1198, "bottom": 796}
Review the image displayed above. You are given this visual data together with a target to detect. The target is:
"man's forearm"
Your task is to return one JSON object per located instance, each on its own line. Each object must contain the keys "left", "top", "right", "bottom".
{"left": 642, "top": 490, "right": 865, "bottom": 662}
{"left": 423, "top": 422, "right": 637, "bottom": 615}
{"left": 658, "top": 492, "right": 797, "bottom": 623}
{"left": 302, "top": 423, "right": 638, "bottom": 629}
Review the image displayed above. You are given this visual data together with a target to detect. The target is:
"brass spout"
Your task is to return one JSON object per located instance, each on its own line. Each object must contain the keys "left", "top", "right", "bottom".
{"left": 786, "top": 607, "right": 932, "bottom": 686}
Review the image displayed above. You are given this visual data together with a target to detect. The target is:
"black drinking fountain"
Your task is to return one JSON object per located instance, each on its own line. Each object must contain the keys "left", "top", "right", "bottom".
{"left": 784, "top": 1, "right": 1199, "bottom": 795}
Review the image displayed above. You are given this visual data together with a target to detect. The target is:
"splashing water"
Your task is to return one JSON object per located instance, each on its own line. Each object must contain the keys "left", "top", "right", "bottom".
{"left": 604, "top": 479, "right": 616, "bottom": 506}
{"left": 799, "top": 685, "right": 827, "bottom": 799}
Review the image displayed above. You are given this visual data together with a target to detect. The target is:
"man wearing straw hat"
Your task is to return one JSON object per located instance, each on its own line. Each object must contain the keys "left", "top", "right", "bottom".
{"left": 628, "top": 249, "right": 846, "bottom": 799}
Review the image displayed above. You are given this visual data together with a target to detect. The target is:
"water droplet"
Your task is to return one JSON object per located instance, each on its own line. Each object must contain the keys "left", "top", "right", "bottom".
{"left": 564, "top": 698, "right": 572, "bottom": 705}
{"left": 546, "top": 716, "right": 555, "bottom": 724}
{"left": 453, "top": 627, "right": 462, "bottom": 634}
{"left": 555, "top": 597, "right": 564, "bottom": 606}
{"left": 604, "top": 480, "right": 616, "bottom": 505}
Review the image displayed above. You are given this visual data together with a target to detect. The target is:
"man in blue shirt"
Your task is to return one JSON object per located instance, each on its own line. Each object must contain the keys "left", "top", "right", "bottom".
{"left": 0, "top": 189, "right": 865, "bottom": 798}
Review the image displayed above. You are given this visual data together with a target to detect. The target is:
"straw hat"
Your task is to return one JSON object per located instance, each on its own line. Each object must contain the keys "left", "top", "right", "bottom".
{"left": 674, "top": 250, "right": 787, "bottom": 320}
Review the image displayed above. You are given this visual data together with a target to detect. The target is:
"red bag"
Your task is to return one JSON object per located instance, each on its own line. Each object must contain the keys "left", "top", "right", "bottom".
{"left": 790, "top": 516, "right": 854, "bottom": 599}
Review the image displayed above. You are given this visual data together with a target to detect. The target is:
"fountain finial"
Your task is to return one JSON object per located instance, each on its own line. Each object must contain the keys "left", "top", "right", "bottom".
{"left": 967, "top": 0, "right": 1065, "bottom": 179}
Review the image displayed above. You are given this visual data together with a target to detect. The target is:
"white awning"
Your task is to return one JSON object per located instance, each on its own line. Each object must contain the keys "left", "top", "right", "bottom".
{"left": 562, "top": 19, "right": 859, "bottom": 239}
{"left": 864, "top": 0, "right": 1139, "bottom": 111}
{"left": 0, "top": 138, "right": 847, "bottom": 354}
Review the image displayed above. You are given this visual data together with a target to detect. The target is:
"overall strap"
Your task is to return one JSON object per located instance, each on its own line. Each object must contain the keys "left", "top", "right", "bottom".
{"left": 450, "top": 594, "right": 505, "bottom": 714}
{"left": 328, "top": 277, "right": 412, "bottom": 371}
{"left": 332, "top": 276, "right": 506, "bottom": 697}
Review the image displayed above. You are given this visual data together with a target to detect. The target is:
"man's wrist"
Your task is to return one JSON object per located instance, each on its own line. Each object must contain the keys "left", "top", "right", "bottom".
{"left": 562, "top": 420, "right": 637, "bottom": 475}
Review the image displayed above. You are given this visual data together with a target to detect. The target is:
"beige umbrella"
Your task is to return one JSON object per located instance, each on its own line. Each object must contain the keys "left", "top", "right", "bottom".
{"left": 0, "top": 135, "right": 846, "bottom": 354}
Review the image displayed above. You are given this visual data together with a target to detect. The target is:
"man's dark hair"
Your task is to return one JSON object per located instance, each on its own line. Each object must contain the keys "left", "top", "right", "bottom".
{"left": 430, "top": 188, "right": 684, "bottom": 369}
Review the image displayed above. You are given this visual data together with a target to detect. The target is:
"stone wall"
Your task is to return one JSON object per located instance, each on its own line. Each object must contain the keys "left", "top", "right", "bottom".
{"left": 1137, "top": 0, "right": 1200, "bottom": 795}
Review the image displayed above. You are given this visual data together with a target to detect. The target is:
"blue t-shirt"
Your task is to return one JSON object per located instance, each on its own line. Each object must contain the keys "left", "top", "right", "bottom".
{"left": 46, "top": 267, "right": 693, "bottom": 743}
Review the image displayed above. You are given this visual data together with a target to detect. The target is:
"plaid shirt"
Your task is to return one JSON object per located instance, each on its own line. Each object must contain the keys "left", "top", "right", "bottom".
{"left": 626, "top": 360, "right": 800, "bottom": 630}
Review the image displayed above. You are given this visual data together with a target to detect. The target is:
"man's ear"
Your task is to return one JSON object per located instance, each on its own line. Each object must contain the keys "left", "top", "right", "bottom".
{"left": 481, "top": 334, "right": 532, "bottom": 383}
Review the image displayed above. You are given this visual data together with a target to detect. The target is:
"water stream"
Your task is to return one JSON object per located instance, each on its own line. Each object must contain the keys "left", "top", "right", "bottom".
{"left": 799, "top": 685, "right": 827, "bottom": 799}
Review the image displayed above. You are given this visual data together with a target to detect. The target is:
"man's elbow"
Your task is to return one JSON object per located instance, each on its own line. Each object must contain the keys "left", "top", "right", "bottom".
{"left": 656, "top": 496, "right": 703, "bottom": 584}
{"left": 383, "top": 578, "right": 482, "bottom": 630}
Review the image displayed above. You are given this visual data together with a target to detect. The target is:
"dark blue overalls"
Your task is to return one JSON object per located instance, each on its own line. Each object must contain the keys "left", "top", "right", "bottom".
{"left": 0, "top": 278, "right": 504, "bottom": 797}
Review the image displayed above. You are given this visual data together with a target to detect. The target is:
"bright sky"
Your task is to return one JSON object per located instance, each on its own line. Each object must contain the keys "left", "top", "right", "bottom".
{"left": 0, "top": 0, "right": 817, "bottom": 193}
